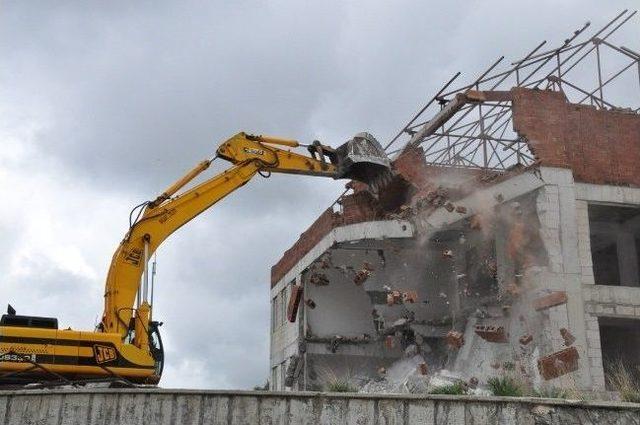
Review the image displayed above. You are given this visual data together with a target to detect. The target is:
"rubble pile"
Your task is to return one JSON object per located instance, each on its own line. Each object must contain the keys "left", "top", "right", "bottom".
{"left": 284, "top": 147, "right": 587, "bottom": 396}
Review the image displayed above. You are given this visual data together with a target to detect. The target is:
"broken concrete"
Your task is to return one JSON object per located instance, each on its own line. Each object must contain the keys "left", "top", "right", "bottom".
{"left": 270, "top": 86, "right": 640, "bottom": 396}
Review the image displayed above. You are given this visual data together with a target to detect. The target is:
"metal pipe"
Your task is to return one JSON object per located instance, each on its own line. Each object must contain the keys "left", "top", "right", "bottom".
{"left": 143, "top": 240, "right": 150, "bottom": 303}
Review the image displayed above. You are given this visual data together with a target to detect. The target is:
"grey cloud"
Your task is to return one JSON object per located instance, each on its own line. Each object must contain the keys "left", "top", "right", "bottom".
{"left": 1, "top": 0, "right": 636, "bottom": 389}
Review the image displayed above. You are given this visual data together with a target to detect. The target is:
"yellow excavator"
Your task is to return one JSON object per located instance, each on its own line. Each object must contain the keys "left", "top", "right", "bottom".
{"left": 0, "top": 131, "right": 390, "bottom": 387}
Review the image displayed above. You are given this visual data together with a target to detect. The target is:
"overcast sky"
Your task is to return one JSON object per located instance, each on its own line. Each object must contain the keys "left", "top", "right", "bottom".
{"left": 1, "top": 1, "right": 637, "bottom": 389}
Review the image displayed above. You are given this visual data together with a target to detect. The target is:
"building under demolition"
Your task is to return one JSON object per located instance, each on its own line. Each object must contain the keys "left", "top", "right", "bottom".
{"left": 270, "top": 11, "right": 640, "bottom": 395}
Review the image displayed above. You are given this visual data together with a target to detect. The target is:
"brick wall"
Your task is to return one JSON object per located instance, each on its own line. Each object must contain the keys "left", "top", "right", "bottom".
{"left": 272, "top": 88, "right": 640, "bottom": 287}
{"left": 270, "top": 191, "right": 380, "bottom": 285}
{"left": 512, "top": 88, "right": 640, "bottom": 187}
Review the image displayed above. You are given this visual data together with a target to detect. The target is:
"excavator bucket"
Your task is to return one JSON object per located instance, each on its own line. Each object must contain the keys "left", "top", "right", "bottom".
{"left": 334, "top": 132, "right": 392, "bottom": 186}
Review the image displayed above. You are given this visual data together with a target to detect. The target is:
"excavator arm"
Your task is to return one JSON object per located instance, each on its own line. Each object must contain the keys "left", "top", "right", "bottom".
{"left": 0, "top": 130, "right": 389, "bottom": 386}
{"left": 101, "top": 132, "right": 389, "bottom": 349}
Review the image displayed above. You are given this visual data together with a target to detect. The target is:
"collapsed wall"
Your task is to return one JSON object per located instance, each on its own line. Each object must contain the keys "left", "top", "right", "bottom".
{"left": 269, "top": 88, "right": 640, "bottom": 395}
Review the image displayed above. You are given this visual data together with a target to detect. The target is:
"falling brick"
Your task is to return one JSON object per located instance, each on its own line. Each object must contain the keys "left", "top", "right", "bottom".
{"left": 446, "top": 331, "right": 464, "bottom": 350}
{"left": 474, "top": 325, "right": 509, "bottom": 343}
{"left": 470, "top": 215, "right": 482, "bottom": 230}
{"left": 455, "top": 205, "right": 467, "bottom": 214}
{"left": 287, "top": 285, "right": 304, "bottom": 323}
{"left": 444, "top": 202, "right": 455, "bottom": 212}
{"left": 519, "top": 334, "right": 533, "bottom": 345}
{"left": 418, "top": 363, "right": 428, "bottom": 375}
{"left": 468, "top": 377, "right": 479, "bottom": 388}
{"left": 309, "top": 272, "right": 329, "bottom": 286}
{"left": 560, "top": 328, "right": 576, "bottom": 346}
{"left": 533, "top": 291, "right": 568, "bottom": 311}
{"left": 353, "top": 269, "right": 371, "bottom": 286}
{"left": 362, "top": 261, "right": 375, "bottom": 271}
{"left": 387, "top": 291, "right": 402, "bottom": 306}
{"left": 505, "top": 282, "right": 521, "bottom": 297}
{"left": 384, "top": 335, "right": 395, "bottom": 349}
{"left": 402, "top": 290, "right": 418, "bottom": 303}
{"left": 442, "top": 249, "right": 454, "bottom": 258}
{"left": 305, "top": 298, "right": 316, "bottom": 309}
{"left": 537, "top": 347, "right": 579, "bottom": 380}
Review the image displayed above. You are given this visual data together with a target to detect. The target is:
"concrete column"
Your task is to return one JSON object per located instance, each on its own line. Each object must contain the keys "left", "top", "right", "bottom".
{"left": 616, "top": 230, "right": 639, "bottom": 287}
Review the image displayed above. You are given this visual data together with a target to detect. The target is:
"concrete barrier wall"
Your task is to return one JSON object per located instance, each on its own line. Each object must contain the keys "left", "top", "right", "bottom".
{"left": 1, "top": 389, "right": 639, "bottom": 425}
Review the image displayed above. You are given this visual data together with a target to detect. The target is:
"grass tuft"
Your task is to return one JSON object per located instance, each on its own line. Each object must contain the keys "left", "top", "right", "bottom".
{"left": 325, "top": 378, "right": 358, "bottom": 393}
{"left": 533, "top": 387, "right": 569, "bottom": 399}
{"left": 428, "top": 382, "right": 468, "bottom": 395}
{"left": 606, "top": 359, "right": 640, "bottom": 403}
{"left": 487, "top": 376, "right": 523, "bottom": 397}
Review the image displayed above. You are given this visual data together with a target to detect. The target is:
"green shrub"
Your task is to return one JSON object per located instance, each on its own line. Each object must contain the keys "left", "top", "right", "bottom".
{"left": 325, "top": 379, "right": 358, "bottom": 393}
{"left": 487, "top": 376, "right": 523, "bottom": 397}
{"left": 428, "top": 382, "right": 468, "bottom": 395}
{"left": 533, "top": 387, "right": 568, "bottom": 399}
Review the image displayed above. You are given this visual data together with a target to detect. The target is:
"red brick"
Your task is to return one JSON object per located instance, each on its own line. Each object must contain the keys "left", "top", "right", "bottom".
{"left": 560, "top": 328, "right": 576, "bottom": 346}
{"left": 474, "top": 325, "right": 509, "bottom": 343}
{"left": 287, "top": 285, "right": 303, "bottom": 323}
{"left": 512, "top": 88, "right": 640, "bottom": 187}
{"left": 533, "top": 291, "right": 568, "bottom": 311}
{"left": 519, "top": 334, "right": 533, "bottom": 345}
{"left": 402, "top": 290, "right": 418, "bottom": 304}
{"left": 537, "top": 347, "right": 580, "bottom": 380}
{"left": 384, "top": 335, "right": 395, "bottom": 349}
{"left": 446, "top": 331, "right": 465, "bottom": 349}
{"left": 418, "top": 363, "right": 428, "bottom": 375}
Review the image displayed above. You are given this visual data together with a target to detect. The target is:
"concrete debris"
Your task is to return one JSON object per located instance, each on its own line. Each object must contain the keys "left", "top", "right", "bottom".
{"left": 418, "top": 363, "right": 428, "bottom": 375}
{"left": 444, "top": 202, "right": 455, "bottom": 212}
{"left": 353, "top": 269, "right": 371, "bottom": 285}
{"left": 309, "top": 272, "right": 329, "bottom": 286}
{"left": 455, "top": 205, "right": 467, "bottom": 214}
{"left": 387, "top": 291, "right": 402, "bottom": 306}
{"left": 305, "top": 298, "right": 316, "bottom": 309}
{"left": 402, "top": 290, "right": 418, "bottom": 303}
{"left": 318, "top": 253, "right": 332, "bottom": 269}
{"left": 537, "top": 347, "right": 580, "bottom": 380}
{"left": 474, "top": 325, "right": 509, "bottom": 343}
{"left": 336, "top": 264, "right": 351, "bottom": 275}
{"left": 446, "top": 330, "right": 464, "bottom": 350}
{"left": 468, "top": 376, "right": 479, "bottom": 388}
{"left": 284, "top": 355, "right": 301, "bottom": 387}
{"left": 560, "top": 328, "right": 575, "bottom": 346}
{"left": 533, "top": 291, "right": 568, "bottom": 311}
{"left": 519, "top": 334, "right": 533, "bottom": 345}
{"left": 442, "top": 249, "right": 454, "bottom": 258}
{"left": 505, "top": 282, "right": 521, "bottom": 297}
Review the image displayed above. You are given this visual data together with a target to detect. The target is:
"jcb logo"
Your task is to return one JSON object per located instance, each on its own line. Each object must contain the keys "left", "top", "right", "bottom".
{"left": 93, "top": 345, "right": 117, "bottom": 364}
{"left": 243, "top": 147, "right": 264, "bottom": 155}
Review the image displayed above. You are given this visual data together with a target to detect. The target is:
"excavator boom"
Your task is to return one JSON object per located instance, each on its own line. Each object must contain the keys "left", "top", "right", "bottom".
{"left": 0, "top": 131, "right": 390, "bottom": 387}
